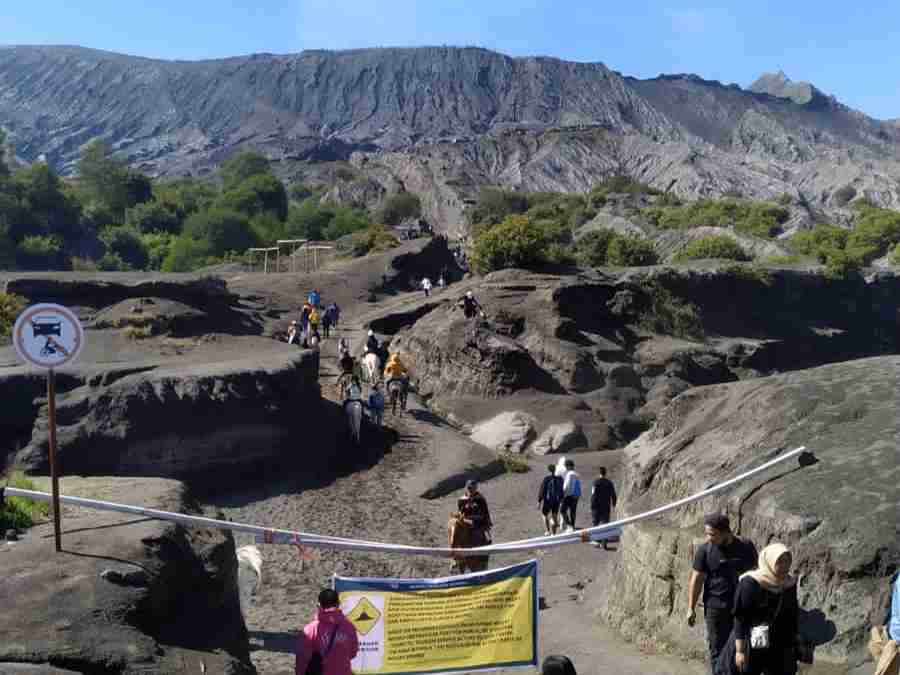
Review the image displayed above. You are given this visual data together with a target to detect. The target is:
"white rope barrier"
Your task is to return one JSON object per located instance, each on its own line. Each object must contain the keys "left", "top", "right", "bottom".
{"left": 3, "top": 446, "right": 807, "bottom": 557}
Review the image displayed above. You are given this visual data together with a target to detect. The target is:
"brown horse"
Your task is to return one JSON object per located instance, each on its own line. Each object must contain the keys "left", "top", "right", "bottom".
{"left": 448, "top": 512, "right": 490, "bottom": 574}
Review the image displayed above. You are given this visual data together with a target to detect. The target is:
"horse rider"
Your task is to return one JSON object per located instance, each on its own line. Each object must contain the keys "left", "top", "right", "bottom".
{"left": 338, "top": 337, "right": 351, "bottom": 359}
{"left": 384, "top": 353, "right": 409, "bottom": 385}
{"left": 459, "top": 290, "right": 485, "bottom": 319}
{"left": 365, "top": 329, "right": 380, "bottom": 355}
{"left": 458, "top": 479, "right": 493, "bottom": 547}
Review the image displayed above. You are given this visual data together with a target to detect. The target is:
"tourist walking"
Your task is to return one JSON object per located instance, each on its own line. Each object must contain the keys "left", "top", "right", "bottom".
{"left": 368, "top": 382, "right": 385, "bottom": 427}
{"left": 687, "top": 514, "right": 758, "bottom": 675}
{"left": 590, "top": 467, "right": 618, "bottom": 549}
{"left": 458, "top": 479, "right": 493, "bottom": 544}
{"left": 714, "top": 543, "right": 800, "bottom": 675}
{"left": 421, "top": 276, "right": 433, "bottom": 297}
{"left": 321, "top": 306, "right": 333, "bottom": 338}
{"left": 537, "top": 464, "right": 564, "bottom": 535}
{"left": 308, "top": 288, "right": 322, "bottom": 308}
{"left": 459, "top": 290, "right": 484, "bottom": 319}
{"left": 295, "top": 588, "right": 359, "bottom": 675}
{"left": 561, "top": 459, "right": 581, "bottom": 532}
{"left": 308, "top": 305, "right": 321, "bottom": 337}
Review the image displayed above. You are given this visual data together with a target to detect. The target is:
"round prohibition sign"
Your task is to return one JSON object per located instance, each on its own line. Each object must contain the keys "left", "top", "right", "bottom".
{"left": 13, "top": 303, "right": 85, "bottom": 369}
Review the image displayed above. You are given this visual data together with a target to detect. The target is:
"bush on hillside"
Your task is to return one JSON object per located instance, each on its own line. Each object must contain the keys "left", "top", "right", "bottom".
{"left": 161, "top": 236, "right": 215, "bottom": 272}
{"left": 469, "top": 215, "right": 551, "bottom": 273}
{"left": 181, "top": 208, "right": 258, "bottom": 257}
{"left": 1, "top": 292, "right": 27, "bottom": 343}
{"left": 377, "top": 192, "right": 422, "bottom": 226}
{"left": 469, "top": 188, "right": 530, "bottom": 226}
{"left": 126, "top": 200, "right": 181, "bottom": 234}
{"left": 575, "top": 230, "right": 617, "bottom": 267}
{"left": 350, "top": 225, "right": 400, "bottom": 257}
{"left": 641, "top": 198, "right": 788, "bottom": 239}
{"left": 100, "top": 226, "right": 149, "bottom": 270}
{"left": 0, "top": 471, "right": 50, "bottom": 532}
{"left": 16, "top": 234, "right": 67, "bottom": 270}
{"left": 637, "top": 280, "right": 704, "bottom": 340}
{"left": 674, "top": 235, "right": 751, "bottom": 262}
{"left": 607, "top": 235, "right": 659, "bottom": 266}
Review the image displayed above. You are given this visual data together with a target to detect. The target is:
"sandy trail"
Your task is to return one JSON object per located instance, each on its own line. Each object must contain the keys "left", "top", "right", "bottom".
{"left": 207, "top": 293, "right": 706, "bottom": 675}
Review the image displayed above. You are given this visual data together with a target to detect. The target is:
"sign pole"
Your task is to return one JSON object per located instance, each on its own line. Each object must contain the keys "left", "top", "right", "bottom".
{"left": 47, "top": 368, "right": 62, "bottom": 552}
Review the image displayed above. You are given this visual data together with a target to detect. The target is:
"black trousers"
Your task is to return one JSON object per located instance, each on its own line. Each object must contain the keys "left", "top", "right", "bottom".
{"left": 705, "top": 607, "right": 733, "bottom": 675}
{"left": 561, "top": 496, "right": 579, "bottom": 528}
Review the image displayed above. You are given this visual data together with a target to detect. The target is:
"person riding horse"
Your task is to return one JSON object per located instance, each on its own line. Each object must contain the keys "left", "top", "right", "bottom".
{"left": 384, "top": 353, "right": 410, "bottom": 413}
{"left": 450, "top": 480, "right": 493, "bottom": 573}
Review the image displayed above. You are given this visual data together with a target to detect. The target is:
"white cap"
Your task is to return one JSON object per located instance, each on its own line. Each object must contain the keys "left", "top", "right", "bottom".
{"left": 368, "top": 329, "right": 374, "bottom": 336}
{"left": 466, "top": 291, "right": 473, "bottom": 298}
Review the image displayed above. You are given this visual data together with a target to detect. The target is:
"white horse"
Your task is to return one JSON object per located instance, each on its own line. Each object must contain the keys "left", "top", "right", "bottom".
{"left": 363, "top": 351, "right": 381, "bottom": 383}
{"left": 237, "top": 544, "right": 262, "bottom": 621}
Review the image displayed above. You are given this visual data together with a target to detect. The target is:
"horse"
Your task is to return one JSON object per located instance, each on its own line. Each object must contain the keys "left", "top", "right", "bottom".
{"left": 363, "top": 351, "right": 381, "bottom": 383}
{"left": 387, "top": 378, "right": 407, "bottom": 416}
{"left": 447, "top": 512, "right": 490, "bottom": 574}
{"left": 236, "top": 545, "right": 262, "bottom": 621}
{"left": 344, "top": 399, "right": 363, "bottom": 445}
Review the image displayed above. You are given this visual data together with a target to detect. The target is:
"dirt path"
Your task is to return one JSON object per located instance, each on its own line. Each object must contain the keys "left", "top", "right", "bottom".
{"left": 207, "top": 292, "right": 706, "bottom": 675}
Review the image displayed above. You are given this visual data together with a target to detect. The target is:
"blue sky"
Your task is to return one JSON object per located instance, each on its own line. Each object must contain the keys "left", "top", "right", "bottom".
{"left": 2, "top": 0, "right": 898, "bottom": 119}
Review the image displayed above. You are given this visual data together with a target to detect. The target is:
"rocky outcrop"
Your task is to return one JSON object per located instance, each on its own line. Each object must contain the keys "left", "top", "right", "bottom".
{"left": 1, "top": 46, "right": 898, "bottom": 232}
{"left": 469, "top": 411, "right": 538, "bottom": 453}
{"left": 0, "top": 476, "right": 254, "bottom": 674}
{"left": 384, "top": 267, "right": 899, "bottom": 451}
{"left": 597, "top": 356, "right": 900, "bottom": 670}
{"left": 8, "top": 345, "right": 323, "bottom": 478}
{"left": 530, "top": 421, "right": 588, "bottom": 455}
{"left": 0, "top": 273, "right": 341, "bottom": 480}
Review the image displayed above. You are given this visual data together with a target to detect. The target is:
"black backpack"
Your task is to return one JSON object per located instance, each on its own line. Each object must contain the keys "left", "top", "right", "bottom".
{"left": 305, "top": 625, "right": 340, "bottom": 675}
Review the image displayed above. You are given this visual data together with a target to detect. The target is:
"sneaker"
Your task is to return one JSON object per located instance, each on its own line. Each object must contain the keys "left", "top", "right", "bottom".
{"left": 544, "top": 530, "right": 551, "bottom": 537}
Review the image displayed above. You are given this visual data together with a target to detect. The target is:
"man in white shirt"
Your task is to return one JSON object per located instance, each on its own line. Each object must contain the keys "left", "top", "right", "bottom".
{"left": 561, "top": 459, "right": 582, "bottom": 532}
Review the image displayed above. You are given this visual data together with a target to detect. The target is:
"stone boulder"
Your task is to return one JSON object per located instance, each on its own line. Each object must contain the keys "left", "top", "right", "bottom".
{"left": 0, "top": 476, "right": 254, "bottom": 674}
{"left": 470, "top": 411, "right": 538, "bottom": 453}
{"left": 597, "top": 356, "right": 900, "bottom": 670}
{"left": 530, "top": 421, "right": 589, "bottom": 455}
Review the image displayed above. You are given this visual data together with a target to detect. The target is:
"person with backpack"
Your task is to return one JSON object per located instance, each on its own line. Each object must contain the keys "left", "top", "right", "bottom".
{"left": 537, "top": 463, "right": 564, "bottom": 535}
{"left": 590, "top": 467, "right": 618, "bottom": 549}
{"left": 295, "top": 588, "right": 358, "bottom": 675}
{"left": 561, "top": 459, "right": 581, "bottom": 532}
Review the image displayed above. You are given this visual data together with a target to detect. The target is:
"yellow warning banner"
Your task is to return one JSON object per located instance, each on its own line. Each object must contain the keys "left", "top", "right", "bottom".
{"left": 335, "top": 560, "right": 538, "bottom": 675}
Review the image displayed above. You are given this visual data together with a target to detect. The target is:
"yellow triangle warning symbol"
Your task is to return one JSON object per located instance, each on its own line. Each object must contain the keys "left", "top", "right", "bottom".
{"left": 347, "top": 597, "right": 381, "bottom": 636}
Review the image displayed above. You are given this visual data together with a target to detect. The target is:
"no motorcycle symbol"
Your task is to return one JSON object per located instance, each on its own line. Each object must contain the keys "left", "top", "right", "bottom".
{"left": 13, "top": 303, "right": 85, "bottom": 369}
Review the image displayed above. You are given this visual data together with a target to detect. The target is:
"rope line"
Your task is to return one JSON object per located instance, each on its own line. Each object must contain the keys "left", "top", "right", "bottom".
{"left": 4, "top": 447, "right": 807, "bottom": 557}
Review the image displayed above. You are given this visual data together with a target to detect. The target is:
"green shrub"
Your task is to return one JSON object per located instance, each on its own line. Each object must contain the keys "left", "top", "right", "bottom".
{"left": 141, "top": 231, "right": 176, "bottom": 270}
{"left": 323, "top": 206, "right": 371, "bottom": 240}
{"left": 790, "top": 224, "right": 848, "bottom": 262}
{"left": 641, "top": 198, "right": 787, "bottom": 238}
{"left": 499, "top": 451, "right": 530, "bottom": 474}
{"left": 674, "top": 235, "right": 751, "bottom": 262}
{"left": 823, "top": 249, "right": 862, "bottom": 280}
{"left": 350, "top": 225, "right": 400, "bottom": 257}
{"left": 377, "top": 192, "right": 422, "bottom": 226}
{"left": 0, "top": 292, "right": 27, "bottom": 343}
{"left": 607, "top": 235, "right": 659, "bottom": 266}
{"left": 16, "top": 234, "right": 66, "bottom": 270}
{"left": 0, "top": 471, "right": 50, "bottom": 532}
{"left": 161, "top": 236, "right": 214, "bottom": 272}
{"left": 126, "top": 200, "right": 181, "bottom": 234}
{"left": 575, "top": 229, "right": 616, "bottom": 267}
{"left": 181, "top": 208, "right": 258, "bottom": 257}
{"left": 469, "top": 188, "right": 530, "bottom": 226}
{"left": 469, "top": 215, "right": 551, "bottom": 273}
{"left": 100, "top": 226, "right": 149, "bottom": 270}
{"left": 637, "top": 280, "right": 704, "bottom": 339}
{"left": 845, "top": 206, "right": 900, "bottom": 264}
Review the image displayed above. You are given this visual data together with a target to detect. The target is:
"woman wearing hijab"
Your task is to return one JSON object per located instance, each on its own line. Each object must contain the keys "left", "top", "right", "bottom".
{"left": 716, "top": 543, "right": 801, "bottom": 675}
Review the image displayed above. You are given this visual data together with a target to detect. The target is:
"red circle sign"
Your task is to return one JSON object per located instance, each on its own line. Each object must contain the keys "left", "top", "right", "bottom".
{"left": 12, "top": 303, "right": 85, "bottom": 369}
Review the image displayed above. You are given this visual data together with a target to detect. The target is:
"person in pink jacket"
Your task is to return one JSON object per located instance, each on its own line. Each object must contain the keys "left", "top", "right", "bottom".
{"left": 296, "top": 588, "right": 359, "bottom": 675}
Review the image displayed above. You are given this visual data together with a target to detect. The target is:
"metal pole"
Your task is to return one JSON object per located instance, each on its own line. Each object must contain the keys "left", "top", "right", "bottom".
{"left": 47, "top": 369, "right": 62, "bottom": 552}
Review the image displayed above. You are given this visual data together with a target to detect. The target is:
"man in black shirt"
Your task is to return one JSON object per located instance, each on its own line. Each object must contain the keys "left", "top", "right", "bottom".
{"left": 590, "top": 467, "right": 617, "bottom": 550}
{"left": 686, "top": 513, "right": 758, "bottom": 675}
